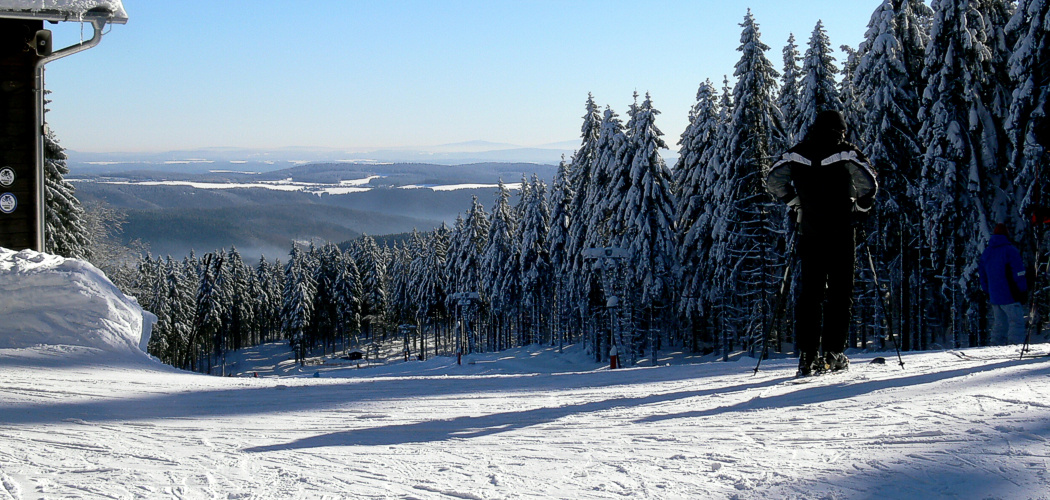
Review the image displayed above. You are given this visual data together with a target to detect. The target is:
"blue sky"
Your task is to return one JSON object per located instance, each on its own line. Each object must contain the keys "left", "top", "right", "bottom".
{"left": 43, "top": 1, "right": 878, "bottom": 154}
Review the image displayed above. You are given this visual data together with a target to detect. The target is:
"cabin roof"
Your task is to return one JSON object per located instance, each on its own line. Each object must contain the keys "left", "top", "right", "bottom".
{"left": 0, "top": 1, "right": 127, "bottom": 24}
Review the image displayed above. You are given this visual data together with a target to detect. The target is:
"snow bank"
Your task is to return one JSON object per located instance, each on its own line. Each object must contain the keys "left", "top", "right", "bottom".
{"left": 0, "top": 0, "right": 127, "bottom": 19}
{"left": 0, "top": 248, "right": 153, "bottom": 354}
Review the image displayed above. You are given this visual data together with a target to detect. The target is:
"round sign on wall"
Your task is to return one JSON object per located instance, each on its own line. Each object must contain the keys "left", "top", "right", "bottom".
{"left": 0, "top": 192, "right": 17, "bottom": 214}
{"left": 0, "top": 168, "right": 13, "bottom": 187}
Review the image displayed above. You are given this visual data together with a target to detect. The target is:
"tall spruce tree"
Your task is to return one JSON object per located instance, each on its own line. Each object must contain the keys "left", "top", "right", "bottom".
{"left": 447, "top": 199, "right": 489, "bottom": 299}
{"left": 583, "top": 106, "right": 630, "bottom": 252}
{"left": 333, "top": 250, "right": 362, "bottom": 348}
{"left": 565, "top": 96, "right": 604, "bottom": 337}
{"left": 779, "top": 35, "right": 803, "bottom": 144}
{"left": 481, "top": 181, "right": 519, "bottom": 350}
{"left": 225, "top": 247, "right": 254, "bottom": 352}
{"left": 1008, "top": 0, "right": 1050, "bottom": 226}
{"left": 413, "top": 224, "right": 449, "bottom": 353}
{"left": 282, "top": 245, "right": 315, "bottom": 366}
{"left": 446, "top": 200, "right": 488, "bottom": 353}
{"left": 518, "top": 176, "right": 552, "bottom": 345}
{"left": 838, "top": 44, "right": 866, "bottom": 143}
{"left": 616, "top": 93, "right": 678, "bottom": 361}
{"left": 355, "top": 235, "right": 388, "bottom": 342}
{"left": 713, "top": 9, "right": 787, "bottom": 352}
{"left": 675, "top": 80, "right": 723, "bottom": 349}
{"left": 165, "top": 256, "right": 196, "bottom": 368}
{"left": 547, "top": 157, "right": 574, "bottom": 344}
{"left": 796, "top": 20, "right": 842, "bottom": 139}
{"left": 919, "top": 0, "right": 1012, "bottom": 346}
{"left": 582, "top": 105, "right": 632, "bottom": 360}
{"left": 43, "top": 130, "right": 90, "bottom": 259}
{"left": 854, "top": 0, "right": 934, "bottom": 350}
{"left": 194, "top": 253, "right": 226, "bottom": 372}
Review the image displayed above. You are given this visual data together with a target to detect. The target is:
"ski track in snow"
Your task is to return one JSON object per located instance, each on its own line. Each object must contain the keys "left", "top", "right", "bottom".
{"left": 1, "top": 345, "right": 1049, "bottom": 499}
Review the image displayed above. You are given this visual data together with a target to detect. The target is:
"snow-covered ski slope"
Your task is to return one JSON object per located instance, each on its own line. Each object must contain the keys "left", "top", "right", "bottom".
{"left": 3, "top": 345, "right": 1049, "bottom": 499}
{"left": 2, "top": 249, "right": 1050, "bottom": 499}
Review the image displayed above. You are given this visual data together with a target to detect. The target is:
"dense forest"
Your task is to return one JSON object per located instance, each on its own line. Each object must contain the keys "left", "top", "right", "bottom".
{"left": 45, "top": 0, "right": 1050, "bottom": 372}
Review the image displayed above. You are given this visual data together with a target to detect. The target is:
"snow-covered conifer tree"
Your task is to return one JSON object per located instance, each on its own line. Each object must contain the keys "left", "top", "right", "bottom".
{"left": 194, "top": 253, "right": 226, "bottom": 372}
{"left": 310, "top": 242, "right": 345, "bottom": 353}
{"left": 138, "top": 255, "right": 168, "bottom": 358}
{"left": 333, "top": 251, "right": 361, "bottom": 346}
{"left": 838, "top": 44, "right": 866, "bottom": 143}
{"left": 854, "top": 0, "right": 933, "bottom": 350}
{"left": 447, "top": 198, "right": 489, "bottom": 301}
{"left": 711, "top": 10, "right": 788, "bottom": 352}
{"left": 675, "top": 80, "right": 723, "bottom": 348}
{"left": 225, "top": 247, "right": 254, "bottom": 352}
{"left": 602, "top": 94, "right": 643, "bottom": 245}
{"left": 578, "top": 107, "right": 628, "bottom": 250}
{"left": 795, "top": 20, "right": 842, "bottom": 139}
{"left": 616, "top": 93, "right": 678, "bottom": 361}
{"left": 43, "top": 130, "right": 90, "bottom": 259}
{"left": 481, "top": 181, "right": 519, "bottom": 350}
{"left": 1008, "top": 0, "right": 1050, "bottom": 226}
{"left": 283, "top": 245, "right": 316, "bottom": 366}
{"left": 256, "top": 256, "right": 285, "bottom": 343}
{"left": 546, "top": 157, "right": 574, "bottom": 344}
{"left": 579, "top": 105, "right": 631, "bottom": 360}
{"left": 564, "top": 96, "right": 604, "bottom": 337}
{"left": 778, "top": 35, "right": 803, "bottom": 144}
{"left": 518, "top": 176, "right": 551, "bottom": 344}
{"left": 387, "top": 240, "right": 411, "bottom": 327}
{"left": 412, "top": 224, "right": 448, "bottom": 353}
{"left": 242, "top": 260, "right": 264, "bottom": 346}
{"left": 355, "top": 235, "right": 388, "bottom": 342}
{"left": 919, "top": 0, "right": 1012, "bottom": 345}
{"left": 165, "top": 256, "right": 196, "bottom": 367}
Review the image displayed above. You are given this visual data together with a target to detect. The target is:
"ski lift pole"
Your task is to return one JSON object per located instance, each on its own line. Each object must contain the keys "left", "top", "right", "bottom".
{"left": 584, "top": 247, "right": 628, "bottom": 366}
{"left": 754, "top": 230, "right": 798, "bottom": 375}
{"left": 861, "top": 234, "right": 905, "bottom": 369}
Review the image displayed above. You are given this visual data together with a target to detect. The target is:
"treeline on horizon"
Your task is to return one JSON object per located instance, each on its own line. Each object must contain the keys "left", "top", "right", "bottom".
{"left": 46, "top": 0, "right": 1050, "bottom": 372}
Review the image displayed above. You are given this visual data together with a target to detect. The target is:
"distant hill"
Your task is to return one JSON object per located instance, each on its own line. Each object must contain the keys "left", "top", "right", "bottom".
{"left": 252, "top": 162, "right": 557, "bottom": 186}
{"left": 71, "top": 161, "right": 555, "bottom": 258}
{"left": 65, "top": 143, "right": 578, "bottom": 176}
{"left": 74, "top": 182, "right": 442, "bottom": 259}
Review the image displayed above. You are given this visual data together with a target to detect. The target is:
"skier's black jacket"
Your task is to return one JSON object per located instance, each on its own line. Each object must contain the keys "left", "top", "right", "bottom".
{"left": 765, "top": 139, "right": 878, "bottom": 235}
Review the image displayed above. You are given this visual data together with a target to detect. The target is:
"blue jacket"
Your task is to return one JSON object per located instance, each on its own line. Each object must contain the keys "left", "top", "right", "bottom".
{"left": 979, "top": 235, "right": 1027, "bottom": 305}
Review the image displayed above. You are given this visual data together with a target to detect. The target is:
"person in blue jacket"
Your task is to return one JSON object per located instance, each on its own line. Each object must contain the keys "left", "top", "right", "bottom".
{"left": 979, "top": 223, "right": 1028, "bottom": 345}
{"left": 766, "top": 110, "right": 878, "bottom": 376}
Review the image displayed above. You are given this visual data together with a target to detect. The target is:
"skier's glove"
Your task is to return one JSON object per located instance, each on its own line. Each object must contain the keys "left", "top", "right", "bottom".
{"left": 787, "top": 197, "right": 802, "bottom": 224}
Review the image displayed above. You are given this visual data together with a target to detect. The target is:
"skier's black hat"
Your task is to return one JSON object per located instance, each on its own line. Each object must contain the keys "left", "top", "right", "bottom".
{"left": 812, "top": 110, "right": 847, "bottom": 134}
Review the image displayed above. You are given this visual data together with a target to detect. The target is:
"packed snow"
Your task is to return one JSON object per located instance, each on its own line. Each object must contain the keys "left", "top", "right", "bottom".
{"left": 2, "top": 250, "right": 1050, "bottom": 499}
{"left": 0, "top": 248, "right": 152, "bottom": 354}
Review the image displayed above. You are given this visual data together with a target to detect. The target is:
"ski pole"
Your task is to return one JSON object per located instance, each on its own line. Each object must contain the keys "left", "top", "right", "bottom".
{"left": 754, "top": 231, "right": 798, "bottom": 375}
{"left": 1021, "top": 322, "right": 1033, "bottom": 360}
{"left": 1020, "top": 250, "right": 1041, "bottom": 360}
{"left": 862, "top": 236, "right": 904, "bottom": 369}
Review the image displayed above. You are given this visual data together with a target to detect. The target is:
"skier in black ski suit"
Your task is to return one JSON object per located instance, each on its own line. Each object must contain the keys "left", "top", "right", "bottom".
{"left": 766, "top": 110, "right": 878, "bottom": 376}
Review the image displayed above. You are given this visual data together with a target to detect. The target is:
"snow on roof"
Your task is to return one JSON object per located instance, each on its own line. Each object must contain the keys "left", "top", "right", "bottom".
{"left": 0, "top": 248, "right": 153, "bottom": 355}
{"left": 0, "top": 0, "right": 127, "bottom": 24}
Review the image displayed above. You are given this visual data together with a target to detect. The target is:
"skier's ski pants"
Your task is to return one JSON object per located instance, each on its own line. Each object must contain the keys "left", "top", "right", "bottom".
{"left": 796, "top": 228, "right": 855, "bottom": 356}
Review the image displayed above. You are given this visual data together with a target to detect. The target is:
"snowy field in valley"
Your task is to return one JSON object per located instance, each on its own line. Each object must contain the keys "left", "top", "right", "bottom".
{"left": 88, "top": 178, "right": 523, "bottom": 196}
{"left": 3, "top": 249, "right": 1050, "bottom": 499}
